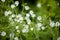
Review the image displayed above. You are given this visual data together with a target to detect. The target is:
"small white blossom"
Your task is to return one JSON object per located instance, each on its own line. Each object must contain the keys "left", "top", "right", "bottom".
{"left": 25, "top": 6, "right": 30, "bottom": 10}
{"left": 1, "top": 31, "right": 6, "bottom": 36}
{"left": 57, "top": 3, "right": 59, "bottom": 6}
{"left": 37, "top": 23, "right": 42, "bottom": 27}
{"left": 1, "top": 0, "right": 5, "bottom": 2}
{"left": 37, "top": 3, "right": 41, "bottom": 8}
{"left": 16, "top": 26, "right": 19, "bottom": 29}
{"left": 22, "top": 28, "right": 29, "bottom": 33}
{"left": 16, "top": 14, "right": 22, "bottom": 18}
{"left": 17, "top": 30, "right": 20, "bottom": 33}
{"left": 11, "top": 4, "right": 15, "bottom": 9}
{"left": 57, "top": 37, "right": 60, "bottom": 40}
{"left": 30, "top": 27, "right": 34, "bottom": 31}
{"left": 31, "top": 13, "right": 36, "bottom": 18}
{"left": 5, "top": 10, "right": 12, "bottom": 16}
{"left": 41, "top": 26, "right": 45, "bottom": 30}
{"left": 9, "top": 16, "right": 12, "bottom": 21}
{"left": 25, "top": 16, "right": 29, "bottom": 20}
{"left": 26, "top": 19, "right": 31, "bottom": 24}
{"left": 29, "top": 10, "right": 34, "bottom": 15}
{"left": 15, "top": 1, "right": 19, "bottom": 6}
{"left": 23, "top": 24, "right": 29, "bottom": 29}
{"left": 37, "top": 16, "right": 42, "bottom": 21}
{"left": 11, "top": 14, "right": 15, "bottom": 18}
{"left": 50, "top": 21, "right": 55, "bottom": 27}
{"left": 26, "top": 13, "right": 30, "bottom": 17}
{"left": 19, "top": 17, "right": 23, "bottom": 21}
{"left": 14, "top": 37, "right": 19, "bottom": 40}
{"left": 55, "top": 22, "right": 60, "bottom": 27}
{"left": 16, "top": 20, "right": 20, "bottom": 22}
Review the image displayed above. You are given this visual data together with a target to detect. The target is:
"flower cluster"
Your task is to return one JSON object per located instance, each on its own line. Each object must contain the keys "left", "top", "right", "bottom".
{"left": 0, "top": 0, "right": 60, "bottom": 40}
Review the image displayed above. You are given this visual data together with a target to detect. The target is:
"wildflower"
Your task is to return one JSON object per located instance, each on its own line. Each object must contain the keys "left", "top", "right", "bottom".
{"left": 11, "top": 14, "right": 15, "bottom": 18}
{"left": 17, "top": 30, "right": 20, "bottom": 33}
{"left": 15, "top": 1, "right": 19, "bottom": 6}
{"left": 16, "top": 26, "right": 19, "bottom": 29}
{"left": 41, "top": 26, "right": 45, "bottom": 30}
{"left": 30, "top": 27, "right": 34, "bottom": 31}
{"left": 29, "top": 10, "right": 34, "bottom": 15}
{"left": 57, "top": 37, "right": 60, "bottom": 40}
{"left": 57, "top": 3, "right": 59, "bottom": 6}
{"left": 31, "top": 13, "right": 36, "bottom": 18}
{"left": 19, "top": 17, "right": 23, "bottom": 21}
{"left": 14, "top": 37, "right": 19, "bottom": 40}
{"left": 16, "top": 14, "right": 22, "bottom": 18}
{"left": 1, "top": 31, "right": 6, "bottom": 36}
{"left": 23, "top": 24, "right": 29, "bottom": 29}
{"left": 1, "top": 0, "right": 5, "bottom": 2}
{"left": 37, "top": 16, "right": 42, "bottom": 21}
{"left": 11, "top": 4, "right": 15, "bottom": 9}
{"left": 37, "top": 23, "right": 42, "bottom": 27}
{"left": 22, "top": 28, "right": 29, "bottom": 33}
{"left": 24, "top": 6, "right": 30, "bottom": 10}
{"left": 55, "top": 22, "right": 60, "bottom": 27}
{"left": 37, "top": 3, "right": 41, "bottom": 8}
{"left": 26, "top": 13, "right": 30, "bottom": 18}
{"left": 50, "top": 21, "right": 55, "bottom": 27}
{"left": 5, "top": 10, "right": 12, "bottom": 16}
{"left": 26, "top": 19, "right": 31, "bottom": 24}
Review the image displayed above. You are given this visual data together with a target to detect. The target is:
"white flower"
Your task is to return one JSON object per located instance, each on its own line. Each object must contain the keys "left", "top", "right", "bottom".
{"left": 55, "top": 22, "right": 60, "bottom": 27}
{"left": 57, "top": 37, "right": 60, "bottom": 40}
{"left": 19, "top": 17, "right": 23, "bottom": 21}
{"left": 22, "top": 28, "right": 29, "bottom": 33}
{"left": 16, "top": 14, "right": 23, "bottom": 21}
{"left": 1, "top": 0, "right": 5, "bottom": 2}
{"left": 15, "top": 1, "right": 19, "bottom": 6}
{"left": 26, "top": 19, "right": 31, "bottom": 24}
{"left": 11, "top": 14, "right": 15, "bottom": 18}
{"left": 31, "top": 13, "right": 36, "bottom": 18}
{"left": 9, "top": 16, "right": 12, "bottom": 21}
{"left": 25, "top": 16, "right": 29, "bottom": 20}
{"left": 30, "top": 27, "right": 34, "bottom": 31}
{"left": 37, "top": 23, "right": 42, "bottom": 27}
{"left": 37, "top": 3, "right": 41, "bottom": 8}
{"left": 37, "top": 16, "right": 42, "bottom": 21}
{"left": 17, "top": 30, "right": 20, "bottom": 33}
{"left": 16, "top": 20, "right": 20, "bottom": 22}
{"left": 29, "top": 10, "right": 34, "bottom": 15}
{"left": 50, "top": 21, "right": 55, "bottom": 27}
{"left": 26, "top": 13, "right": 30, "bottom": 17}
{"left": 11, "top": 4, "right": 15, "bottom": 9}
{"left": 1, "top": 31, "right": 6, "bottom": 36}
{"left": 16, "top": 14, "right": 22, "bottom": 18}
{"left": 5, "top": 11, "right": 9, "bottom": 16}
{"left": 14, "top": 37, "right": 19, "bottom": 40}
{"left": 41, "top": 26, "right": 45, "bottom": 30}
{"left": 24, "top": 6, "right": 30, "bottom": 10}
{"left": 23, "top": 24, "right": 29, "bottom": 29}
{"left": 5, "top": 10, "right": 12, "bottom": 16}
{"left": 57, "top": 3, "right": 59, "bottom": 6}
{"left": 16, "top": 26, "right": 19, "bottom": 29}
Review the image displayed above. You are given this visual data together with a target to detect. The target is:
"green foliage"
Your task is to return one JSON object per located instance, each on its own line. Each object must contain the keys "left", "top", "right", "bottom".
{"left": 0, "top": 0, "right": 60, "bottom": 40}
